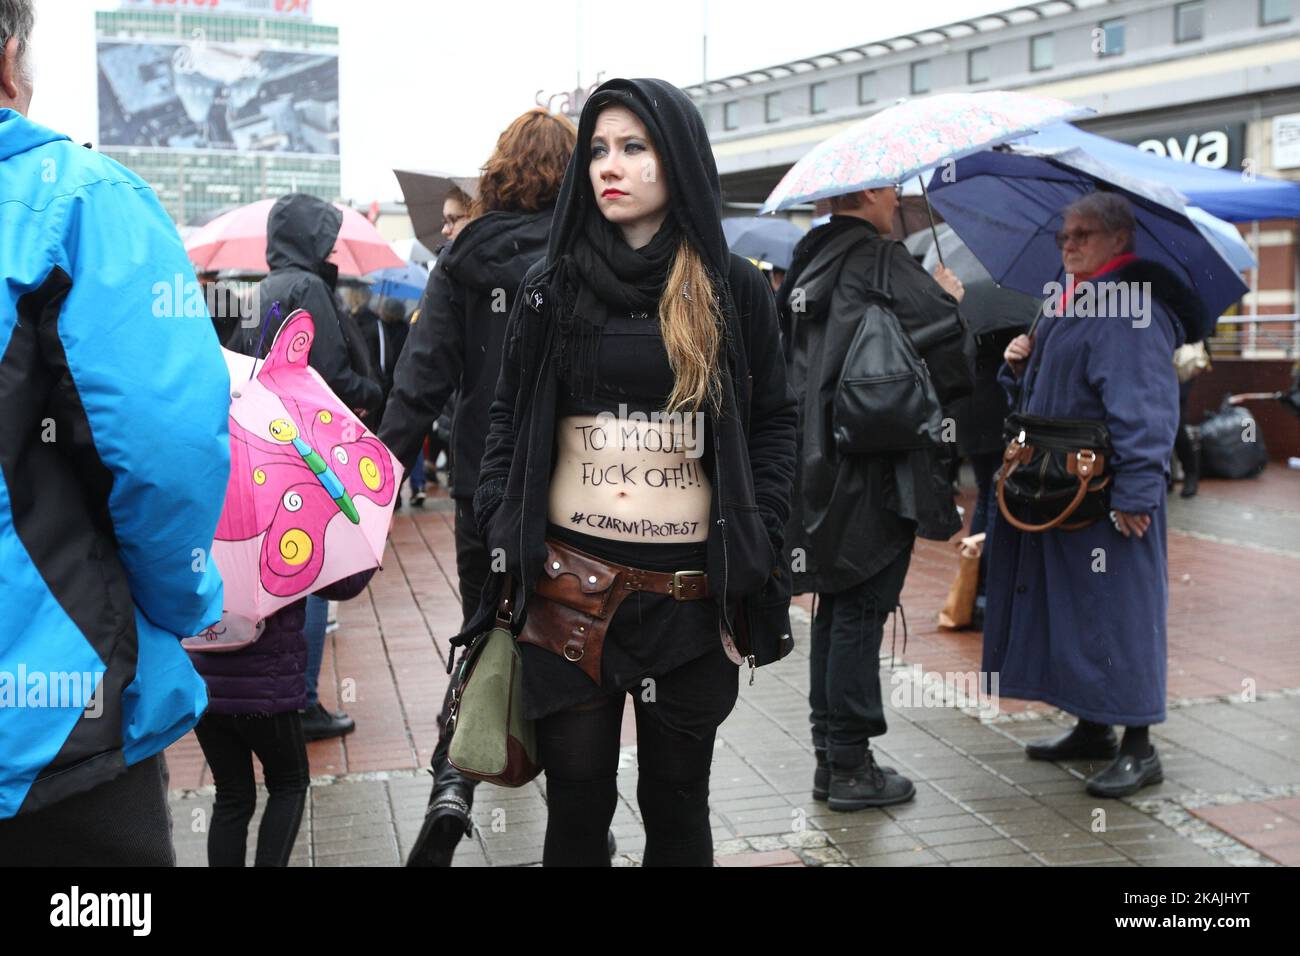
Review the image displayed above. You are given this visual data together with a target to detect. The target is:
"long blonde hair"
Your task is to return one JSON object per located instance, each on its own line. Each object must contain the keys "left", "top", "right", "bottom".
{"left": 659, "top": 239, "right": 724, "bottom": 415}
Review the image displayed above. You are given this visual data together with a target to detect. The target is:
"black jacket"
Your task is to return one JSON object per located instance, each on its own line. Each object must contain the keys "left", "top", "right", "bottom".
{"left": 355, "top": 306, "right": 409, "bottom": 398}
{"left": 780, "top": 217, "right": 963, "bottom": 595}
{"left": 461, "top": 78, "right": 798, "bottom": 668}
{"left": 227, "top": 194, "right": 382, "bottom": 414}
{"left": 379, "top": 208, "right": 553, "bottom": 497}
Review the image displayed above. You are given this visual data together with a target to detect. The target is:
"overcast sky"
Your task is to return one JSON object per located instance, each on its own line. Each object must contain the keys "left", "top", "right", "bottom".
{"left": 29, "top": 0, "right": 1013, "bottom": 203}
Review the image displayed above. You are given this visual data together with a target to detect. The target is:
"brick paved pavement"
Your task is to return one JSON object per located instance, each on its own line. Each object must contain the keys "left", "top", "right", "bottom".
{"left": 168, "top": 468, "right": 1300, "bottom": 867}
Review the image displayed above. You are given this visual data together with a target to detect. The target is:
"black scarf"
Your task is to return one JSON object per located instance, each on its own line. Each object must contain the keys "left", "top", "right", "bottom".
{"left": 554, "top": 210, "right": 682, "bottom": 396}
{"left": 542, "top": 78, "right": 732, "bottom": 400}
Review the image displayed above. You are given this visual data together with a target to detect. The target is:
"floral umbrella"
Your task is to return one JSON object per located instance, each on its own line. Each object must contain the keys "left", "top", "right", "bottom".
{"left": 183, "top": 310, "right": 402, "bottom": 651}
{"left": 760, "top": 90, "right": 1093, "bottom": 214}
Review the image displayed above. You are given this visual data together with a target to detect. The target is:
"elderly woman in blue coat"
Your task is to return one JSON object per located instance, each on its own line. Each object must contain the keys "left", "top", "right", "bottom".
{"left": 983, "top": 191, "right": 1200, "bottom": 798}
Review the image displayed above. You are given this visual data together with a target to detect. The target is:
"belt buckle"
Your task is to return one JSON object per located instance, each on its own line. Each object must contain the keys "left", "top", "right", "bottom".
{"left": 670, "top": 570, "right": 705, "bottom": 600}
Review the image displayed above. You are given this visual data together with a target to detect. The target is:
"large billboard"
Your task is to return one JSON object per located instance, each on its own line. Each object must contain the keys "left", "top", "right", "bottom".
{"left": 96, "top": 36, "right": 339, "bottom": 154}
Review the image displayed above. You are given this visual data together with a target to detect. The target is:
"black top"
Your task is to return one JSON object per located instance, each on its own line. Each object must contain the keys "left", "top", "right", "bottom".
{"left": 557, "top": 311, "right": 675, "bottom": 417}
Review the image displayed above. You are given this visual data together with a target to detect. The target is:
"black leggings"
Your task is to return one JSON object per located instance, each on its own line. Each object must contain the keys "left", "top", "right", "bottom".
{"left": 193, "top": 710, "right": 309, "bottom": 867}
{"left": 538, "top": 690, "right": 718, "bottom": 867}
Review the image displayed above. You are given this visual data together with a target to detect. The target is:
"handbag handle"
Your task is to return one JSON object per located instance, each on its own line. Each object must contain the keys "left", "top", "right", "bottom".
{"left": 996, "top": 439, "right": 1105, "bottom": 533}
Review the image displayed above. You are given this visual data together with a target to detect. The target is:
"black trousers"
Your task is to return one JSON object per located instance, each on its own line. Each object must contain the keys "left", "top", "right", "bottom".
{"left": 537, "top": 678, "right": 724, "bottom": 867}
{"left": 809, "top": 544, "right": 914, "bottom": 759}
{"left": 1174, "top": 380, "right": 1198, "bottom": 478}
{"left": 430, "top": 498, "right": 494, "bottom": 779}
{"left": 193, "top": 710, "right": 309, "bottom": 867}
{"left": 0, "top": 753, "right": 175, "bottom": 866}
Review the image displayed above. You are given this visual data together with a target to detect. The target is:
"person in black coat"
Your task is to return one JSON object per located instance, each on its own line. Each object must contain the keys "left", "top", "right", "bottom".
{"left": 378, "top": 107, "right": 577, "bottom": 865}
{"left": 777, "top": 191, "right": 970, "bottom": 812}
{"left": 464, "top": 78, "right": 797, "bottom": 867}
{"left": 228, "top": 193, "right": 382, "bottom": 418}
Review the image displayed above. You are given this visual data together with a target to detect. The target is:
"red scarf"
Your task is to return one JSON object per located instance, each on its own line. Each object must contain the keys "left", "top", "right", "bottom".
{"left": 1059, "top": 252, "right": 1139, "bottom": 314}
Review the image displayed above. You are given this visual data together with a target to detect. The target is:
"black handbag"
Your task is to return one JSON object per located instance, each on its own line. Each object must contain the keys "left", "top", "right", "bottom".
{"left": 832, "top": 242, "right": 946, "bottom": 455}
{"left": 996, "top": 411, "right": 1114, "bottom": 532}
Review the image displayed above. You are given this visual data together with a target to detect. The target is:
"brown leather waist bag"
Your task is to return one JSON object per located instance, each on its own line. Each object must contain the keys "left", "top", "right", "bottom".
{"left": 518, "top": 537, "right": 710, "bottom": 685}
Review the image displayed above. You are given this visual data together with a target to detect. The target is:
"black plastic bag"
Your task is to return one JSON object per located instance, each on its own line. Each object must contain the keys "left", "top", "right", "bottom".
{"left": 1199, "top": 397, "right": 1269, "bottom": 479}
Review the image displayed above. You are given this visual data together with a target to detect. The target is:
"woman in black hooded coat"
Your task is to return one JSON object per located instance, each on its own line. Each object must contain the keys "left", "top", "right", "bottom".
{"left": 464, "top": 78, "right": 798, "bottom": 866}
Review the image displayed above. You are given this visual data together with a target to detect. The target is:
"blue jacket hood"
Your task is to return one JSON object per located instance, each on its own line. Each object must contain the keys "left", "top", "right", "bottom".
{"left": 0, "top": 108, "right": 70, "bottom": 161}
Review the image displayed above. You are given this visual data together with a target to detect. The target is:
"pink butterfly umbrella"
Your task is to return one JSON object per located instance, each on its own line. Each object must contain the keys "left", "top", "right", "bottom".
{"left": 185, "top": 310, "right": 402, "bottom": 651}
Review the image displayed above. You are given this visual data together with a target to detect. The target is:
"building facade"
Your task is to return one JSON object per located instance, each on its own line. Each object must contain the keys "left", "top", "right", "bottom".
{"left": 687, "top": 0, "right": 1300, "bottom": 343}
{"left": 96, "top": 0, "right": 341, "bottom": 227}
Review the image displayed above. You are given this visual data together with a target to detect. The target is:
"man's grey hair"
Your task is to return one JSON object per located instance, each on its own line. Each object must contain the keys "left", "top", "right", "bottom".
{"left": 1064, "top": 191, "right": 1137, "bottom": 253}
{"left": 0, "top": 0, "right": 33, "bottom": 73}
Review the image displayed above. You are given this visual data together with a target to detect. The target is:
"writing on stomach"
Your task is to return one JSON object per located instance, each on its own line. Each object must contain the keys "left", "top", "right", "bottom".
{"left": 548, "top": 412, "right": 711, "bottom": 543}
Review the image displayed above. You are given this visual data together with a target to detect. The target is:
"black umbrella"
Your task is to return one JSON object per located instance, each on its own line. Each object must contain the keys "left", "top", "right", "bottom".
{"left": 722, "top": 216, "right": 805, "bottom": 271}
{"left": 393, "top": 169, "right": 479, "bottom": 251}
{"left": 919, "top": 223, "right": 1040, "bottom": 335}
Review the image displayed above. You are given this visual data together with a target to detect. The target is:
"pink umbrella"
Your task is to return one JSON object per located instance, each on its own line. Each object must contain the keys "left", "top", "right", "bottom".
{"left": 184, "top": 310, "right": 402, "bottom": 652}
{"left": 185, "top": 198, "right": 404, "bottom": 277}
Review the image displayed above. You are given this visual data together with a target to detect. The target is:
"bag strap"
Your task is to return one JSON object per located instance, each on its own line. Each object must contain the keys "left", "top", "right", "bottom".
{"left": 868, "top": 239, "right": 895, "bottom": 302}
{"left": 996, "top": 440, "right": 1107, "bottom": 533}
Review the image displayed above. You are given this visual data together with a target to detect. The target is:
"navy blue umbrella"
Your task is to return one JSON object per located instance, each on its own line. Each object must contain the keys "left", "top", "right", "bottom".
{"left": 927, "top": 147, "right": 1248, "bottom": 340}
{"left": 366, "top": 261, "right": 429, "bottom": 302}
{"left": 722, "top": 216, "right": 805, "bottom": 271}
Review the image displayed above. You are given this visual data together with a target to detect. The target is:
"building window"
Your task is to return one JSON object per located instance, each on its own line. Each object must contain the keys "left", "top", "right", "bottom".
{"left": 765, "top": 92, "right": 781, "bottom": 123}
{"left": 810, "top": 81, "right": 828, "bottom": 114}
{"left": 857, "top": 71, "right": 876, "bottom": 105}
{"left": 910, "top": 60, "right": 930, "bottom": 95}
{"left": 1098, "top": 17, "right": 1126, "bottom": 56}
{"left": 723, "top": 101, "right": 739, "bottom": 131}
{"left": 1261, "top": 0, "right": 1291, "bottom": 24}
{"left": 968, "top": 47, "right": 990, "bottom": 83}
{"left": 1176, "top": 1, "right": 1205, "bottom": 41}
{"left": 1030, "top": 33, "right": 1054, "bottom": 71}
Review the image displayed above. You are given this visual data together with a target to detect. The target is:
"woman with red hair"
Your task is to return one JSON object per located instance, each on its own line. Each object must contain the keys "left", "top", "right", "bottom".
{"left": 380, "top": 107, "right": 577, "bottom": 866}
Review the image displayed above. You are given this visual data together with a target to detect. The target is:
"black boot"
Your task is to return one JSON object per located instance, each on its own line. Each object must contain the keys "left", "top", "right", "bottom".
{"left": 1024, "top": 720, "right": 1118, "bottom": 761}
{"left": 299, "top": 702, "right": 355, "bottom": 742}
{"left": 827, "top": 746, "right": 914, "bottom": 811}
{"left": 815, "top": 747, "right": 898, "bottom": 801}
{"left": 1180, "top": 436, "right": 1201, "bottom": 498}
{"left": 407, "top": 763, "right": 476, "bottom": 867}
{"left": 1086, "top": 747, "right": 1163, "bottom": 798}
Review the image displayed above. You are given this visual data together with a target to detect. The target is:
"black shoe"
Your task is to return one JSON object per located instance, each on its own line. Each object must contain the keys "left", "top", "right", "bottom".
{"left": 1085, "top": 748, "right": 1164, "bottom": 798}
{"left": 407, "top": 768, "right": 475, "bottom": 867}
{"left": 300, "top": 702, "right": 355, "bottom": 742}
{"left": 814, "top": 748, "right": 897, "bottom": 801}
{"left": 827, "top": 748, "right": 914, "bottom": 811}
{"left": 1180, "top": 472, "right": 1199, "bottom": 498}
{"left": 411, "top": 489, "right": 427, "bottom": 508}
{"left": 1025, "top": 726, "right": 1118, "bottom": 762}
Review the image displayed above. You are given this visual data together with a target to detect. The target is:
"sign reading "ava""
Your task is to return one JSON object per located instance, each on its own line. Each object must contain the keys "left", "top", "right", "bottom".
{"left": 1123, "top": 124, "right": 1245, "bottom": 170}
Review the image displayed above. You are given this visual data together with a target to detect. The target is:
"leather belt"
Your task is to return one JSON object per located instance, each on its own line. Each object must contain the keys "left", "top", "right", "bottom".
{"left": 516, "top": 537, "right": 710, "bottom": 685}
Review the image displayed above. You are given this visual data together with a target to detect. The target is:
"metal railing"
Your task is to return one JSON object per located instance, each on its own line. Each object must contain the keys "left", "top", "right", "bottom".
{"left": 1208, "top": 314, "right": 1299, "bottom": 359}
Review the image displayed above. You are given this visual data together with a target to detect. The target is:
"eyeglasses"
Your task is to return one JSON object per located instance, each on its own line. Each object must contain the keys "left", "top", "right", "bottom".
{"left": 1055, "top": 227, "right": 1099, "bottom": 248}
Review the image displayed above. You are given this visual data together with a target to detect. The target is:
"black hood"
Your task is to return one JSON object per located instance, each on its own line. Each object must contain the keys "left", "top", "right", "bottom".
{"left": 1111, "top": 258, "right": 1206, "bottom": 344}
{"left": 546, "top": 78, "right": 728, "bottom": 275}
{"left": 777, "top": 216, "right": 877, "bottom": 322}
{"left": 440, "top": 208, "right": 554, "bottom": 293}
{"left": 266, "top": 193, "right": 342, "bottom": 272}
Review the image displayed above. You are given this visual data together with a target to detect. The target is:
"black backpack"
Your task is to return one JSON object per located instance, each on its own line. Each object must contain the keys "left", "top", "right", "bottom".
{"left": 832, "top": 241, "right": 947, "bottom": 455}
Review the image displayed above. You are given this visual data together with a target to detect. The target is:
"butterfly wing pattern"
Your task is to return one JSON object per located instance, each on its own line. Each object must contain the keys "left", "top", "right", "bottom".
{"left": 217, "top": 309, "right": 398, "bottom": 602}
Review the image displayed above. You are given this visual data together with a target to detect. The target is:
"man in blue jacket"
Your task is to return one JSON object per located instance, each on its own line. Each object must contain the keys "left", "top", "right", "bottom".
{"left": 0, "top": 0, "right": 232, "bottom": 864}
